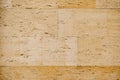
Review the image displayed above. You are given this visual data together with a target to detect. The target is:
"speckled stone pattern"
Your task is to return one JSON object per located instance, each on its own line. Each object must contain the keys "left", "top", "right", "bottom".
{"left": 0, "top": 0, "right": 120, "bottom": 80}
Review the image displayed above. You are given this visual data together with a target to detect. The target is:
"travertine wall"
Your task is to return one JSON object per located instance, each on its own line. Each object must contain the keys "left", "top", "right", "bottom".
{"left": 0, "top": 0, "right": 120, "bottom": 80}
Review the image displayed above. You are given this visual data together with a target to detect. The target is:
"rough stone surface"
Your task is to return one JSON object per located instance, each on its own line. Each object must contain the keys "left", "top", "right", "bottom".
{"left": 0, "top": 0, "right": 120, "bottom": 80}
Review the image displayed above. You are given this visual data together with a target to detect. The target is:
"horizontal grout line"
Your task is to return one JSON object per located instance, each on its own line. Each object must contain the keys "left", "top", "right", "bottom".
{"left": 58, "top": 8, "right": 120, "bottom": 9}
{"left": 0, "top": 36, "right": 79, "bottom": 37}
{"left": 0, "top": 66, "right": 120, "bottom": 67}
{"left": 0, "top": 7, "right": 120, "bottom": 10}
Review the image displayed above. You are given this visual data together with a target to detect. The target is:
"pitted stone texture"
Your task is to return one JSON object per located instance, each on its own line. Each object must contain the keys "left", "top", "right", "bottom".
{"left": 96, "top": 0, "right": 120, "bottom": 8}
{"left": 0, "top": 0, "right": 12, "bottom": 8}
{"left": 0, "top": 8, "right": 57, "bottom": 37}
{"left": 0, "top": 67, "right": 120, "bottom": 80}
{"left": 58, "top": 9, "right": 120, "bottom": 66}
{"left": 12, "top": 0, "right": 58, "bottom": 9}
{"left": 56, "top": 67, "right": 120, "bottom": 80}
{"left": 106, "top": 10, "right": 120, "bottom": 65}
{"left": 0, "top": 37, "right": 77, "bottom": 66}
{"left": 58, "top": 0, "right": 96, "bottom": 8}
{"left": 0, "top": 67, "right": 57, "bottom": 80}
{"left": 58, "top": 9, "right": 107, "bottom": 37}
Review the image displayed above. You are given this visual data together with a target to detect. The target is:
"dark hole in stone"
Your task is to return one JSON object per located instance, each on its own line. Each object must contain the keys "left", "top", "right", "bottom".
{"left": 45, "top": 32, "right": 49, "bottom": 34}
{"left": 20, "top": 54, "right": 24, "bottom": 56}
{"left": 25, "top": 7, "right": 33, "bottom": 9}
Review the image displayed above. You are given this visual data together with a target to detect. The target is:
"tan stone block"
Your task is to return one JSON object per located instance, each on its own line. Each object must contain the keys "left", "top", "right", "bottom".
{"left": 12, "top": 0, "right": 58, "bottom": 9}
{"left": 0, "top": 37, "right": 77, "bottom": 66}
{"left": 77, "top": 0, "right": 96, "bottom": 8}
{"left": 58, "top": 0, "right": 79, "bottom": 8}
{"left": 0, "top": 66, "right": 120, "bottom": 80}
{"left": 58, "top": 0, "right": 96, "bottom": 8}
{"left": 0, "top": 0, "right": 12, "bottom": 8}
{"left": 56, "top": 66, "right": 120, "bottom": 80}
{"left": 0, "top": 8, "right": 57, "bottom": 37}
{"left": 0, "top": 67, "right": 57, "bottom": 80}
{"left": 58, "top": 9, "right": 107, "bottom": 37}
{"left": 96, "top": 0, "right": 120, "bottom": 8}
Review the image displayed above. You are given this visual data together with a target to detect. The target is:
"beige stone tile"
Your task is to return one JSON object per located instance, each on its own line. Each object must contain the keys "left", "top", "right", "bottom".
{"left": 58, "top": 0, "right": 96, "bottom": 8}
{"left": 77, "top": 36, "right": 111, "bottom": 66}
{"left": 77, "top": 9, "right": 120, "bottom": 66}
{"left": 58, "top": 9, "right": 107, "bottom": 37}
{"left": 0, "top": 37, "right": 77, "bottom": 66}
{"left": 77, "top": 32, "right": 120, "bottom": 64}
{"left": 11, "top": 0, "right": 58, "bottom": 9}
{"left": 58, "top": 0, "right": 78, "bottom": 8}
{"left": 0, "top": 0, "right": 12, "bottom": 8}
{"left": 0, "top": 8, "right": 57, "bottom": 37}
{"left": 96, "top": 0, "right": 120, "bottom": 8}
{"left": 0, "top": 66, "right": 57, "bottom": 80}
{"left": 107, "top": 9, "right": 120, "bottom": 26}
{"left": 106, "top": 10, "right": 120, "bottom": 65}
{"left": 56, "top": 66, "right": 120, "bottom": 80}
{"left": 0, "top": 66, "right": 120, "bottom": 80}
{"left": 77, "top": 0, "right": 96, "bottom": 8}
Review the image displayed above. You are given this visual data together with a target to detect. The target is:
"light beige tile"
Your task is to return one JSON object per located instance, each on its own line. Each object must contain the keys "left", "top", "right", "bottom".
{"left": 107, "top": 9, "right": 120, "bottom": 26}
{"left": 58, "top": 9, "right": 107, "bottom": 37}
{"left": 58, "top": 9, "right": 120, "bottom": 66}
{"left": 77, "top": 36, "right": 112, "bottom": 66}
{"left": 77, "top": 9, "right": 120, "bottom": 66}
{"left": 0, "top": 0, "right": 12, "bottom": 8}
{"left": 96, "top": 0, "right": 120, "bottom": 8}
{"left": 0, "top": 8, "right": 57, "bottom": 37}
{"left": 107, "top": 10, "right": 120, "bottom": 46}
{"left": 12, "top": 0, "right": 58, "bottom": 9}
{"left": 106, "top": 10, "right": 120, "bottom": 65}
{"left": 58, "top": 0, "right": 96, "bottom": 8}
{"left": 0, "top": 37, "right": 77, "bottom": 66}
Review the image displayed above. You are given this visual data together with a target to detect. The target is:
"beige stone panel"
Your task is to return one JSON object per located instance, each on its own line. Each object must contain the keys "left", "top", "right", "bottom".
{"left": 106, "top": 10, "right": 120, "bottom": 65}
{"left": 0, "top": 8, "right": 57, "bottom": 37}
{"left": 77, "top": 36, "right": 112, "bottom": 66}
{"left": 107, "top": 11, "right": 120, "bottom": 47}
{"left": 77, "top": 0, "right": 96, "bottom": 8}
{"left": 0, "top": 0, "right": 12, "bottom": 8}
{"left": 0, "top": 37, "right": 77, "bottom": 66}
{"left": 65, "top": 38, "right": 77, "bottom": 66}
{"left": 12, "top": 0, "right": 58, "bottom": 9}
{"left": 77, "top": 9, "right": 120, "bottom": 66}
{"left": 96, "top": 0, "right": 120, "bottom": 8}
{"left": 58, "top": 0, "right": 78, "bottom": 8}
{"left": 56, "top": 66, "right": 120, "bottom": 80}
{"left": 0, "top": 67, "right": 57, "bottom": 80}
{"left": 58, "top": 9, "right": 107, "bottom": 37}
{"left": 107, "top": 9, "right": 120, "bottom": 27}
{"left": 0, "top": 66, "right": 119, "bottom": 80}
{"left": 58, "top": 0, "right": 96, "bottom": 8}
